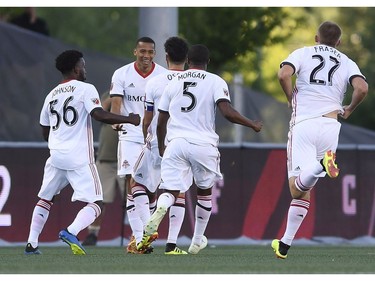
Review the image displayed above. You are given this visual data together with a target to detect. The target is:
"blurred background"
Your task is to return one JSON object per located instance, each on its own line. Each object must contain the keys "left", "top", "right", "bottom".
{"left": 1, "top": 6, "right": 375, "bottom": 143}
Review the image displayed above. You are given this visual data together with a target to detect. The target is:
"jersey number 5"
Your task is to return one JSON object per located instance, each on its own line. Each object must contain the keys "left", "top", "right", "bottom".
{"left": 181, "top": 82, "right": 197, "bottom": 112}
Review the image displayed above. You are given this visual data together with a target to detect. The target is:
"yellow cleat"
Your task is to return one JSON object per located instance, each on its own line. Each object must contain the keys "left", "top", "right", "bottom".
{"left": 271, "top": 239, "right": 289, "bottom": 259}
{"left": 322, "top": 150, "right": 339, "bottom": 178}
{"left": 165, "top": 246, "right": 188, "bottom": 255}
{"left": 136, "top": 232, "right": 158, "bottom": 251}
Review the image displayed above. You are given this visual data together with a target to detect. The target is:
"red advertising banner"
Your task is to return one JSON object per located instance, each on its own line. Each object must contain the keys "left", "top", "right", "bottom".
{"left": 1, "top": 144, "right": 374, "bottom": 244}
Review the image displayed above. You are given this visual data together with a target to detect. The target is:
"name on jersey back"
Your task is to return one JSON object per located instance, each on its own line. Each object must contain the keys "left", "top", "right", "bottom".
{"left": 52, "top": 85, "right": 76, "bottom": 98}
{"left": 178, "top": 71, "right": 206, "bottom": 80}
{"left": 313, "top": 45, "right": 341, "bottom": 59}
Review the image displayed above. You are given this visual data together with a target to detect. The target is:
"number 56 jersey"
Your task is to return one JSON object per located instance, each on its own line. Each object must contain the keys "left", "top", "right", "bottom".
{"left": 281, "top": 44, "right": 366, "bottom": 125}
{"left": 39, "top": 79, "right": 102, "bottom": 170}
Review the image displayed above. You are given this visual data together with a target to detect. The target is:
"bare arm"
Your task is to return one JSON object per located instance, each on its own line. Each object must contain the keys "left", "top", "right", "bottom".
{"left": 41, "top": 125, "right": 50, "bottom": 141}
{"left": 218, "top": 100, "right": 262, "bottom": 132}
{"left": 278, "top": 64, "right": 295, "bottom": 107}
{"left": 91, "top": 108, "right": 140, "bottom": 126}
{"left": 143, "top": 110, "right": 153, "bottom": 141}
{"left": 109, "top": 95, "right": 124, "bottom": 130}
{"left": 110, "top": 96, "right": 122, "bottom": 114}
{"left": 341, "top": 76, "right": 368, "bottom": 119}
{"left": 101, "top": 94, "right": 112, "bottom": 112}
{"left": 156, "top": 110, "right": 169, "bottom": 157}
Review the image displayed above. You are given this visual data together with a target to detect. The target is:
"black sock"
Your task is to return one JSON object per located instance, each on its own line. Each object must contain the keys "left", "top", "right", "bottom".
{"left": 165, "top": 243, "right": 176, "bottom": 252}
{"left": 279, "top": 241, "right": 290, "bottom": 255}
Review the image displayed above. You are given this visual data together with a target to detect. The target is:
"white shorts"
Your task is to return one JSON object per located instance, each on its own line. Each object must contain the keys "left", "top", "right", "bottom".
{"left": 287, "top": 116, "right": 341, "bottom": 178}
{"left": 117, "top": 140, "right": 143, "bottom": 177}
{"left": 132, "top": 144, "right": 162, "bottom": 193}
{"left": 38, "top": 157, "right": 103, "bottom": 203}
{"left": 160, "top": 138, "right": 221, "bottom": 193}
{"left": 96, "top": 160, "right": 125, "bottom": 203}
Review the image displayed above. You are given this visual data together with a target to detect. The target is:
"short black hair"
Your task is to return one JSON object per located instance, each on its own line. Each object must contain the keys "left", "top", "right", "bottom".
{"left": 55, "top": 50, "right": 83, "bottom": 74}
{"left": 188, "top": 44, "right": 209, "bottom": 65}
{"left": 136, "top": 36, "right": 155, "bottom": 46}
{"left": 164, "top": 37, "right": 189, "bottom": 64}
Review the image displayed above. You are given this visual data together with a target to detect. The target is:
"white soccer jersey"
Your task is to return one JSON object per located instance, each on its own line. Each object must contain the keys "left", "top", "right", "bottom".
{"left": 39, "top": 79, "right": 102, "bottom": 170}
{"left": 158, "top": 69, "right": 231, "bottom": 146}
{"left": 282, "top": 44, "right": 365, "bottom": 126}
{"left": 144, "top": 69, "right": 183, "bottom": 147}
{"left": 110, "top": 62, "right": 166, "bottom": 143}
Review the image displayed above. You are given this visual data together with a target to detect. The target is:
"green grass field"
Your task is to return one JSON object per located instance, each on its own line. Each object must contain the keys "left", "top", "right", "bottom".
{"left": 1, "top": 245, "right": 375, "bottom": 275}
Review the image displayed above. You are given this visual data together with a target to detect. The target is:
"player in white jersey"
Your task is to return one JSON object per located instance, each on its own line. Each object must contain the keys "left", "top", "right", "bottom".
{"left": 129, "top": 36, "right": 191, "bottom": 255}
{"left": 272, "top": 21, "right": 368, "bottom": 259}
{"left": 24, "top": 50, "right": 140, "bottom": 256}
{"left": 108, "top": 37, "right": 166, "bottom": 251}
{"left": 137, "top": 44, "right": 263, "bottom": 254}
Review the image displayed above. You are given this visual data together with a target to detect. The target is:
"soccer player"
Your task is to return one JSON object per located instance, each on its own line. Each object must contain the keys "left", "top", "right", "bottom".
{"left": 108, "top": 37, "right": 166, "bottom": 252}
{"left": 24, "top": 49, "right": 140, "bottom": 255}
{"left": 129, "top": 36, "right": 191, "bottom": 255}
{"left": 82, "top": 91, "right": 125, "bottom": 246}
{"left": 272, "top": 21, "right": 368, "bottom": 259}
{"left": 137, "top": 44, "right": 263, "bottom": 254}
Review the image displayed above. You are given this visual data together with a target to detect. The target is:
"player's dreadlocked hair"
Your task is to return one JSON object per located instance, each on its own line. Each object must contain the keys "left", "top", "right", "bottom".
{"left": 55, "top": 50, "right": 83, "bottom": 74}
{"left": 164, "top": 37, "right": 189, "bottom": 64}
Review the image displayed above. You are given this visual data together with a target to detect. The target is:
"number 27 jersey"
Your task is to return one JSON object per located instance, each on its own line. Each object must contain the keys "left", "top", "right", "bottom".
{"left": 282, "top": 44, "right": 365, "bottom": 124}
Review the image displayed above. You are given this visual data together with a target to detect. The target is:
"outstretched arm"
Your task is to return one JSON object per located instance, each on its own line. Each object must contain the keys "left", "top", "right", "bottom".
{"left": 91, "top": 108, "right": 140, "bottom": 126}
{"left": 218, "top": 100, "right": 262, "bottom": 132}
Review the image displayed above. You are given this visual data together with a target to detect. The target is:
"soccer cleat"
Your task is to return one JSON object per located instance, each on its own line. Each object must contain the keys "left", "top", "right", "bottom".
{"left": 59, "top": 229, "right": 86, "bottom": 255}
{"left": 136, "top": 232, "right": 159, "bottom": 251}
{"left": 137, "top": 206, "right": 167, "bottom": 251}
{"left": 165, "top": 246, "right": 188, "bottom": 255}
{"left": 24, "top": 243, "right": 42, "bottom": 255}
{"left": 322, "top": 150, "right": 339, "bottom": 178}
{"left": 82, "top": 233, "right": 97, "bottom": 246}
{"left": 126, "top": 235, "right": 137, "bottom": 253}
{"left": 271, "top": 239, "right": 290, "bottom": 259}
{"left": 126, "top": 235, "right": 154, "bottom": 254}
{"left": 145, "top": 206, "right": 167, "bottom": 235}
{"left": 188, "top": 235, "right": 208, "bottom": 255}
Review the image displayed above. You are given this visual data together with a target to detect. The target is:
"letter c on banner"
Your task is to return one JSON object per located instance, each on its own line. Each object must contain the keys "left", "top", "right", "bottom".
{"left": 342, "top": 174, "right": 357, "bottom": 215}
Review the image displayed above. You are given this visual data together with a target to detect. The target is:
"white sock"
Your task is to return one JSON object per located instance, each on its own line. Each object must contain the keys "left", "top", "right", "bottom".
{"left": 192, "top": 195, "right": 212, "bottom": 245}
{"left": 281, "top": 199, "right": 310, "bottom": 246}
{"left": 168, "top": 197, "right": 185, "bottom": 244}
{"left": 27, "top": 199, "right": 52, "bottom": 248}
{"left": 67, "top": 203, "right": 101, "bottom": 236}
{"left": 132, "top": 186, "right": 150, "bottom": 226}
{"left": 157, "top": 192, "right": 176, "bottom": 209}
{"left": 126, "top": 196, "right": 144, "bottom": 244}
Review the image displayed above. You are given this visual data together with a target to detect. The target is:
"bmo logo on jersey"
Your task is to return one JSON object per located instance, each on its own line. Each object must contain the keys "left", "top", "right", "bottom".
{"left": 0, "top": 165, "right": 11, "bottom": 227}
{"left": 126, "top": 95, "right": 145, "bottom": 102}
